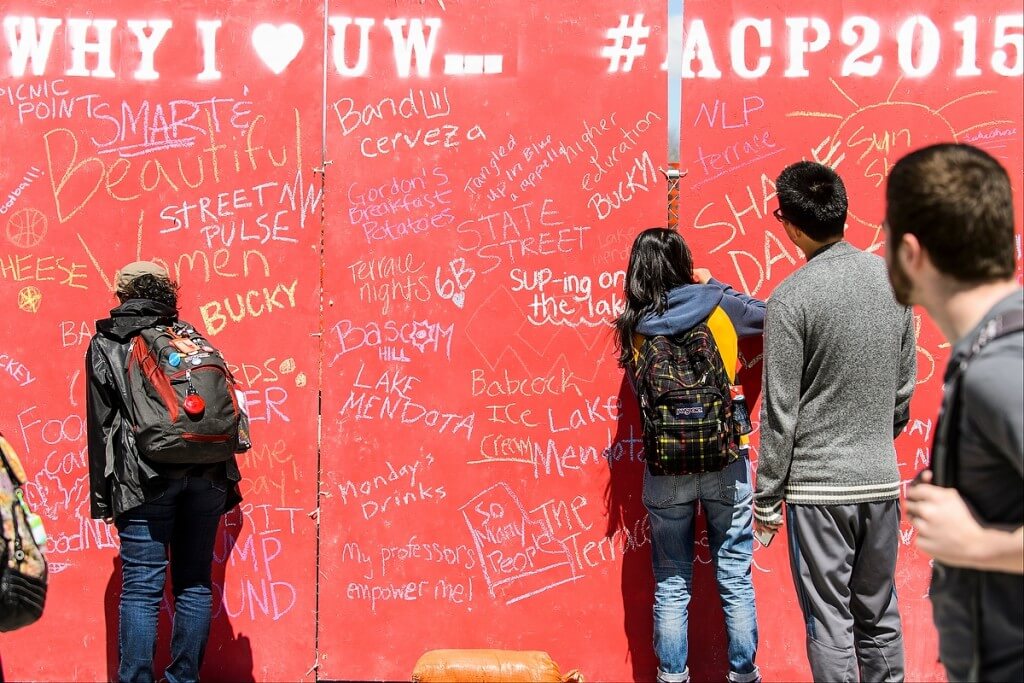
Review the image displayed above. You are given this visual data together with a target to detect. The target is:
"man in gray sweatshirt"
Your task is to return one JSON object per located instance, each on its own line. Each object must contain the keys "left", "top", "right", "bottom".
{"left": 753, "top": 161, "right": 916, "bottom": 682}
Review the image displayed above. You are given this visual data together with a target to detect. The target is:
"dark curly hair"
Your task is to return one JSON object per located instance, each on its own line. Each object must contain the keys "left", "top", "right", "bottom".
{"left": 117, "top": 274, "right": 180, "bottom": 310}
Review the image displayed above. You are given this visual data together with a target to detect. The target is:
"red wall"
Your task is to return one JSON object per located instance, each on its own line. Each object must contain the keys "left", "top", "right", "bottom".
{"left": 1, "top": 1, "right": 1021, "bottom": 680}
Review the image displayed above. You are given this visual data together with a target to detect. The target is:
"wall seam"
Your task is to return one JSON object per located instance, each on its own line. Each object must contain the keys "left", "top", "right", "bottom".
{"left": 312, "top": 0, "right": 331, "bottom": 680}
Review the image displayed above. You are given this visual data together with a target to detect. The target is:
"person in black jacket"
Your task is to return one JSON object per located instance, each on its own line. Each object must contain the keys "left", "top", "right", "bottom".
{"left": 86, "top": 261, "right": 242, "bottom": 683}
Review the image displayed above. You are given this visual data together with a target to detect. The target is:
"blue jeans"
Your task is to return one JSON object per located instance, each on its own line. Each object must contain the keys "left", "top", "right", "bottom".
{"left": 643, "top": 456, "right": 760, "bottom": 683}
{"left": 115, "top": 476, "right": 227, "bottom": 683}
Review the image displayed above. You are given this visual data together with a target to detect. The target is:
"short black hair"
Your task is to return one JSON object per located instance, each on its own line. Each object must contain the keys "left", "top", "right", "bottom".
{"left": 775, "top": 161, "right": 848, "bottom": 241}
{"left": 116, "top": 274, "right": 180, "bottom": 310}
{"left": 886, "top": 143, "right": 1016, "bottom": 284}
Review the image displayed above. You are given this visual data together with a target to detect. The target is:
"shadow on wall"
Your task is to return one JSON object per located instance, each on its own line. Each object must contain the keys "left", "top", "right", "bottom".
{"left": 104, "top": 510, "right": 254, "bottom": 682}
{"left": 604, "top": 375, "right": 730, "bottom": 683}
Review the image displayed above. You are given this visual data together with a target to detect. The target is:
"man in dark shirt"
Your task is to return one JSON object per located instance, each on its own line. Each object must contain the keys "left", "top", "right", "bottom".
{"left": 885, "top": 143, "right": 1023, "bottom": 682}
{"left": 87, "top": 261, "right": 243, "bottom": 683}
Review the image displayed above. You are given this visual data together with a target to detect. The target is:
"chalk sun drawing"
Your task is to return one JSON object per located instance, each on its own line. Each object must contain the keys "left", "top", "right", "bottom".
{"left": 251, "top": 23, "right": 305, "bottom": 74}
{"left": 789, "top": 77, "right": 1012, "bottom": 248}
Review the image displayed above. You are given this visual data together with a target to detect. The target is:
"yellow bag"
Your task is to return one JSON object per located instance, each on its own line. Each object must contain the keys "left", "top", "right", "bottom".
{"left": 412, "top": 649, "right": 582, "bottom": 682}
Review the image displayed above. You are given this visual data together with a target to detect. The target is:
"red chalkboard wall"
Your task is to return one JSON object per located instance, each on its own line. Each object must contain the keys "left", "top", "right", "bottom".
{"left": 1, "top": 1, "right": 1021, "bottom": 680}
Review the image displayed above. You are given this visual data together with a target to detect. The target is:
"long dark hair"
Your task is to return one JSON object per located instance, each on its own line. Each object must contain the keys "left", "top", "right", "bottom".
{"left": 614, "top": 227, "right": 694, "bottom": 367}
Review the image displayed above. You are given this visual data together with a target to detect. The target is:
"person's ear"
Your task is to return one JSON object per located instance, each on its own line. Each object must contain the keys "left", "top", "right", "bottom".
{"left": 897, "top": 232, "right": 924, "bottom": 274}
{"left": 782, "top": 220, "right": 802, "bottom": 244}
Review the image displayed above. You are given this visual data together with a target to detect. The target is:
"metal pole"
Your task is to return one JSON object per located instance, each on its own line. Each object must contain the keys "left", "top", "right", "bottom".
{"left": 665, "top": 0, "right": 684, "bottom": 230}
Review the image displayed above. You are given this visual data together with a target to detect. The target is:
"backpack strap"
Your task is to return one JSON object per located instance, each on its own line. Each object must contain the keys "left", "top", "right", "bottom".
{"left": 962, "top": 308, "right": 1024, "bottom": 367}
{"left": 931, "top": 308, "right": 1024, "bottom": 487}
{"left": 0, "top": 438, "right": 27, "bottom": 560}
{"left": 629, "top": 335, "right": 660, "bottom": 429}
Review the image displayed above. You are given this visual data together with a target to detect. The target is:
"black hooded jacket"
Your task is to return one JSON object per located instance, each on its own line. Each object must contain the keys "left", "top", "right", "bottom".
{"left": 86, "top": 299, "right": 242, "bottom": 519}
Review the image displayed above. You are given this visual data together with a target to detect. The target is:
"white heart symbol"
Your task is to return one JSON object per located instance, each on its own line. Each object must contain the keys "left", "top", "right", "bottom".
{"left": 452, "top": 291, "right": 465, "bottom": 309}
{"left": 252, "top": 23, "right": 304, "bottom": 74}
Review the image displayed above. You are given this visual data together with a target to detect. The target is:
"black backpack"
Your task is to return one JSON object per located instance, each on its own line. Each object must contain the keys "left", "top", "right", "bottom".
{"left": 633, "top": 321, "right": 751, "bottom": 476}
{"left": 126, "top": 321, "right": 245, "bottom": 464}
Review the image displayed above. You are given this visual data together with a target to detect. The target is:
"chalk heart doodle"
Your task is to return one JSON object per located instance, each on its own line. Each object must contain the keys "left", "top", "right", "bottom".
{"left": 251, "top": 23, "right": 305, "bottom": 75}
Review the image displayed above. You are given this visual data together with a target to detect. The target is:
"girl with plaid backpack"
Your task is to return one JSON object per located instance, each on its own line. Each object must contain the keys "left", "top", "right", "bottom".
{"left": 615, "top": 228, "right": 766, "bottom": 683}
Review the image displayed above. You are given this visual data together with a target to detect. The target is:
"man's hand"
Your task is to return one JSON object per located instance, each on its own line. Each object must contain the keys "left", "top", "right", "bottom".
{"left": 907, "top": 470, "right": 987, "bottom": 568}
{"left": 693, "top": 268, "right": 712, "bottom": 284}
{"left": 754, "top": 518, "right": 781, "bottom": 536}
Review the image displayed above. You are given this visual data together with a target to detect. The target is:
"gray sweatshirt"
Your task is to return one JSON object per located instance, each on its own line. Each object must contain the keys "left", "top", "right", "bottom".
{"left": 754, "top": 240, "right": 916, "bottom": 523}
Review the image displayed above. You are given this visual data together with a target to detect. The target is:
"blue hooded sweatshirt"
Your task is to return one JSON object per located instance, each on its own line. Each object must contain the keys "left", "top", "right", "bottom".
{"left": 636, "top": 278, "right": 766, "bottom": 338}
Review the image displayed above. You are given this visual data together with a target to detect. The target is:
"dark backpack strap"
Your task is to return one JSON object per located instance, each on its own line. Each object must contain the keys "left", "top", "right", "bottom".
{"left": 631, "top": 335, "right": 662, "bottom": 431}
{"left": 931, "top": 308, "right": 1024, "bottom": 487}
{"left": 963, "top": 308, "right": 1024, "bottom": 364}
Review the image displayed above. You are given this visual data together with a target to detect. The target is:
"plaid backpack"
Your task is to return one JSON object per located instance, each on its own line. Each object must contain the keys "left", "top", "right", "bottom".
{"left": 633, "top": 322, "right": 750, "bottom": 476}
{"left": 126, "top": 321, "right": 248, "bottom": 465}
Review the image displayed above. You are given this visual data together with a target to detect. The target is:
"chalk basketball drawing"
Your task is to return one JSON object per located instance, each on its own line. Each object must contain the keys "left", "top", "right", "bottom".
{"left": 6, "top": 207, "right": 47, "bottom": 249}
